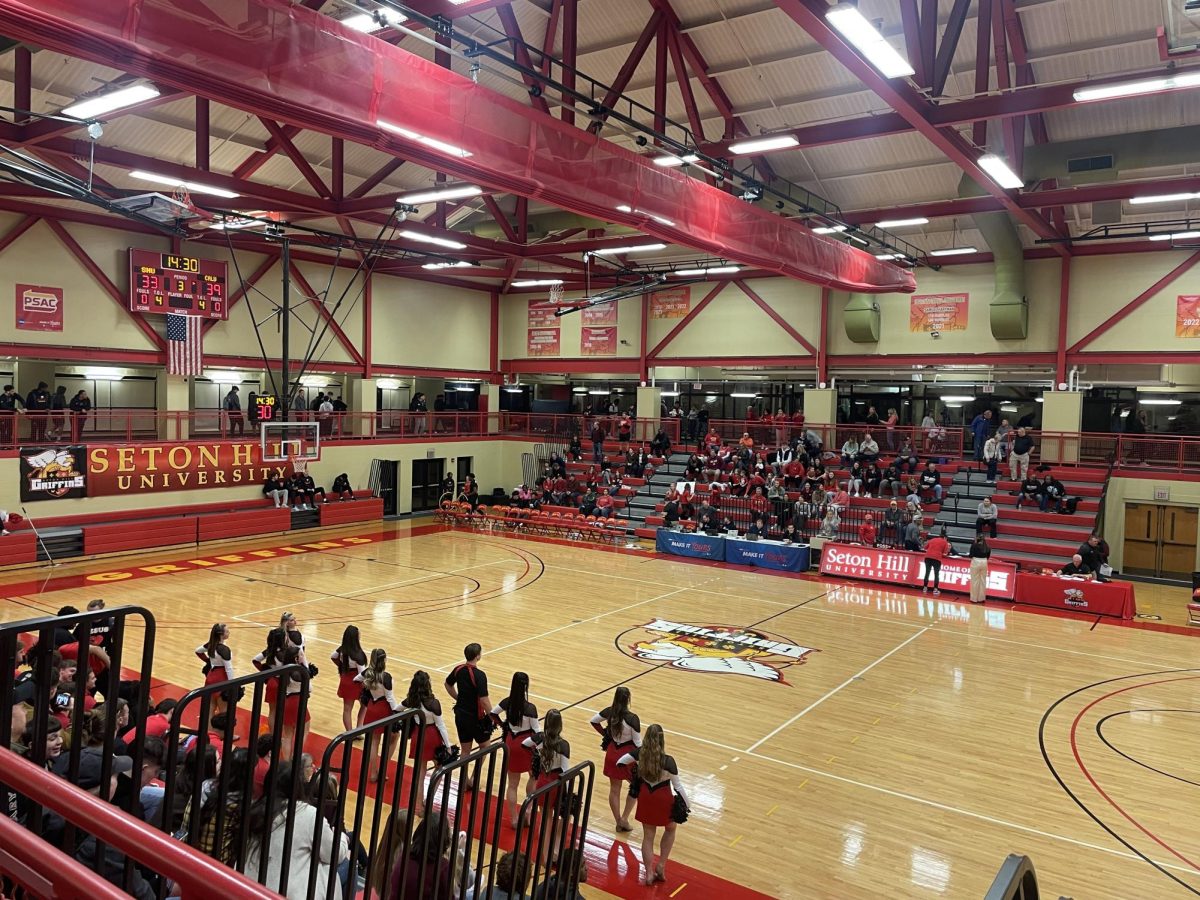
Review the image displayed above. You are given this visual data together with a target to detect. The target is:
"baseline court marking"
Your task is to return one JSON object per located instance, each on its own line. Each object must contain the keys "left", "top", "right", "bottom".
{"left": 746, "top": 627, "right": 929, "bottom": 753}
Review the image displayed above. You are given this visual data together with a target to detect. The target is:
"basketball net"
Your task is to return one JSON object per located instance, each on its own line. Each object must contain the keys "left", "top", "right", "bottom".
{"left": 289, "top": 453, "right": 309, "bottom": 476}
{"left": 549, "top": 283, "right": 565, "bottom": 306}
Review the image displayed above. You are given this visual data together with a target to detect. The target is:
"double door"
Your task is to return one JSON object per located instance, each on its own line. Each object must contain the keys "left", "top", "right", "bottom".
{"left": 1123, "top": 503, "right": 1198, "bottom": 579}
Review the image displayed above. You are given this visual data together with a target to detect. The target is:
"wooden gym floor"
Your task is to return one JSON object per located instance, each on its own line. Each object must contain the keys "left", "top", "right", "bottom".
{"left": 2, "top": 521, "right": 1199, "bottom": 899}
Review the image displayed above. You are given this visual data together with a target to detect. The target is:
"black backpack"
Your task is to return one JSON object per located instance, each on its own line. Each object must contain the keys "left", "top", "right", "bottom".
{"left": 1064, "top": 496, "right": 1080, "bottom": 515}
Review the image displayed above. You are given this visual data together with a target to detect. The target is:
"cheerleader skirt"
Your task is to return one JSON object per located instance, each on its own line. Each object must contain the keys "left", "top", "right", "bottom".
{"left": 409, "top": 723, "right": 445, "bottom": 764}
{"left": 282, "top": 692, "right": 311, "bottom": 727}
{"left": 362, "top": 697, "right": 392, "bottom": 727}
{"left": 535, "top": 771, "right": 562, "bottom": 809}
{"left": 204, "top": 666, "right": 228, "bottom": 686}
{"left": 603, "top": 741, "right": 635, "bottom": 781}
{"left": 336, "top": 670, "right": 360, "bottom": 701}
{"left": 504, "top": 730, "right": 534, "bottom": 775}
{"left": 635, "top": 782, "right": 674, "bottom": 827}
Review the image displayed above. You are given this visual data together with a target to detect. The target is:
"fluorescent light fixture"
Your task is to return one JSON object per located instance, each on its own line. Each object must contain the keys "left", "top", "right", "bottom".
{"left": 1000, "top": 404, "right": 1019, "bottom": 413}
{"left": 588, "top": 389, "right": 612, "bottom": 395}
{"left": 511, "top": 279, "right": 564, "bottom": 287}
{"left": 875, "top": 217, "right": 929, "bottom": 228}
{"left": 615, "top": 204, "right": 633, "bottom": 213}
{"left": 572, "top": 387, "right": 589, "bottom": 393}
{"left": 614, "top": 205, "right": 675, "bottom": 227}
{"left": 673, "top": 266, "right": 741, "bottom": 276}
{"left": 940, "top": 395, "right": 975, "bottom": 403}
{"left": 1035, "top": 397, "right": 1044, "bottom": 403}
{"left": 728, "top": 135, "right": 800, "bottom": 155}
{"left": 660, "top": 391, "right": 680, "bottom": 398}
{"left": 342, "top": 12, "right": 388, "bottom": 32}
{"left": 63, "top": 83, "right": 160, "bottom": 119}
{"left": 1148, "top": 231, "right": 1200, "bottom": 242}
{"left": 378, "top": 120, "right": 472, "bottom": 158}
{"left": 376, "top": 379, "right": 402, "bottom": 389}
{"left": 129, "top": 170, "right": 239, "bottom": 199}
{"left": 1073, "top": 71, "right": 1200, "bottom": 103}
{"left": 650, "top": 214, "right": 676, "bottom": 226}
{"left": 930, "top": 246, "right": 978, "bottom": 257}
{"left": 944, "top": 403, "right": 963, "bottom": 409}
{"left": 589, "top": 243, "right": 667, "bottom": 256}
{"left": 847, "top": 234, "right": 869, "bottom": 245}
{"left": 978, "top": 154, "right": 1024, "bottom": 190}
{"left": 825, "top": 3, "right": 916, "bottom": 79}
{"left": 653, "top": 153, "right": 699, "bottom": 167}
{"left": 875, "top": 253, "right": 900, "bottom": 260}
{"left": 1139, "top": 397, "right": 1183, "bottom": 405}
{"left": 421, "top": 261, "right": 472, "bottom": 270}
{"left": 205, "top": 370, "right": 243, "bottom": 385}
{"left": 812, "top": 225, "right": 847, "bottom": 235}
{"left": 1130, "top": 192, "right": 1200, "bottom": 205}
{"left": 730, "top": 392, "right": 759, "bottom": 398}
{"left": 399, "top": 229, "right": 468, "bottom": 250}
{"left": 395, "top": 185, "right": 482, "bottom": 205}
{"left": 84, "top": 368, "right": 124, "bottom": 381}
{"left": 503, "top": 386, "right": 525, "bottom": 393}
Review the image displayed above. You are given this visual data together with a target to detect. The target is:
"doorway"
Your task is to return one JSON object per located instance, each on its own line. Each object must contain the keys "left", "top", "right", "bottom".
{"left": 1123, "top": 503, "right": 1198, "bottom": 579}
{"left": 370, "top": 460, "right": 400, "bottom": 516}
{"left": 411, "top": 457, "right": 446, "bottom": 513}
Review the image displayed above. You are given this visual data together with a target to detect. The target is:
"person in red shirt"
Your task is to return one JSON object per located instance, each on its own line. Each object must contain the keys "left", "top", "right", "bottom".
{"left": 749, "top": 487, "right": 769, "bottom": 515}
{"left": 922, "top": 528, "right": 953, "bottom": 595}
{"left": 704, "top": 428, "right": 722, "bottom": 451}
{"left": 122, "top": 697, "right": 178, "bottom": 745}
{"left": 595, "top": 492, "right": 615, "bottom": 516}
{"left": 783, "top": 458, "right": 804, "bottom": 490}
{"left": 858, "top": 514, "right": 877, "bottom": 546}
{"left": 738, "top": 432, "right": 755, "bottom": 451}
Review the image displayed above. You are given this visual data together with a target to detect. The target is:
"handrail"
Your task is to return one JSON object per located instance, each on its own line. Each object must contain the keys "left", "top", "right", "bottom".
{"left": 0, "top": 747, "right": 280, "bottom": 899}
{"left": 983, "top": 853, "right": 1041, "bottom": 899}
{"left": 0, "top": 811, "right": 131, "bottom": 900}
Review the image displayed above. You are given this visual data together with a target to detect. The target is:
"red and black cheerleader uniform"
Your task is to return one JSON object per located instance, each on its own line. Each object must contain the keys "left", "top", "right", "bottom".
{"left": 195, "top": 641, "right": 235, "bottom": 687}
{"left": 251, "top": 648, "right": 280, "bottom": 711}
{"left": 330, "top": 649, "right": 366, "bottom": 702}
{"left": 282, "top": 647, "right": 312, "bottom": 727}
{"left": 590, "top": 708, "right": 641, "bottom": 782}
{"left": 361, "top": 671, "right": 400, "bottom": 726}
{"left": 493, "top": 698, "right": 539, "bottom": 775}
{"left": 617, "top": 749, "right": 689, "bottom": 827}
{"left": 402, "top": 697, "right": 452, "bottom": 763}
{"left": 523, "top": 733, "right": 571, "bottom": 804}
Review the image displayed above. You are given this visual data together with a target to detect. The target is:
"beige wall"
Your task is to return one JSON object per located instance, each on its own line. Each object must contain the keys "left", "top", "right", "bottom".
{"left": 371, "top": 275, "right": 491, "bottom": 372}
{"left": 3, "top": 439, "right": 540, "bottom": 518}
{"left": 1102, "top": 476, "right": 1200, "bottom": 574}
{"left": 499, "top": 292, "right": 642, "bottom": 361}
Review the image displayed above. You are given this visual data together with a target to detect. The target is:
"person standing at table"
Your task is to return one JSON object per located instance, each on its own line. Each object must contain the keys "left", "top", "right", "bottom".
{"left": 922, "top": 527, "right": 951, "bottom": 595}
{"left": 968, "top": 534, "right": 991, "bottom": 604}
{"left": 1077, "top": 534, "right": 1110, "bottom": 583}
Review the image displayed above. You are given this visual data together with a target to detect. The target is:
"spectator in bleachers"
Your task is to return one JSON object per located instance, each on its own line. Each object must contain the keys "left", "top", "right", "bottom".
{"left": 863, "top": 462, "right": 882, "bottom": 499}
{"left": 595, "top": 491, "right": 616, "bottom": 518}
{"left": 829, "top": 483, "right": 850, "bottom": 511}
{"left": 567, "top": 434, "right": 582, "bottom": 461}
{"left": 783, "top": 454, "right": 805, "bottom": 490}
{"left": 803, "top": 428, "right": 823, "bottom": 458}
{"left": 48, "top": 384, "right": 68, "bottom": 440}
{"left": 818, "top": 506, "right": 840, "bottom": 538}
{"left": 840, "top": 434, "right": 860, "bottom": 465}
{"left": 996, "top": 418, "right": 1013, "bottom": 459}
{"left": 883, "top": 501, "right": 902, "bottom": 546}
{"left": 847, "top": 462, "right": 865, "bottom": 498}
{"left": 589, "top": 420, "right": 606, "bottom": 464}
{"left": 970, "top": 409, "right": 993, "bottom": 461}
{"left": 884, "top": 407, "right": 899, "bottom": 450}
{"left": 578, "top": 487, "right": 598, "bottom": 517}
{"left": 223, "top": 386, "right": 244, "bottom": 437}
{"left": 767, "top": 475, "right": 786, "bottom": 501}
{"left": 857, "top": 514, "right": 876, "bottom": 546}
{"left": 535, "top": 848, "right": 588, "bottom": 900}
{"left": 1010, "top": 427, "right": 1034, "bottom": 481}
{"left": 651, "top": 428, "right": 671, "bottom": 458}
{"left": 25, "top": 381, "right": 51, "bottom": 442}
{"left": 903, "top": 515, "right": 923, "bottom": 551}
{"left": 919, "top": 461, "right": 943, "bottom": 502}
{"left": 1038, "top": 473, "right": 1067, "bottom": 513}
{"left": 331, "top": 473, "right": 355, "bottom": 501}
{"left": 0, "top": 384, "right": 24, "bottom": 448}
{"left": 1015, "top": 473, "right": 1041, "bottom": 508}
{"left": 859, "top": 432, "right": 879, "bottom": 464}
{"left": 263, "top": 473, "right": 289, "bottom": 508}
{"left": 983, "top": 433, "right": 1000, "bottom": 483}
{"left": 749, "top": 488, "right": 768, "bottom": 517}
{"left": 976, "top": 497, "right": 999, "bottom": 537}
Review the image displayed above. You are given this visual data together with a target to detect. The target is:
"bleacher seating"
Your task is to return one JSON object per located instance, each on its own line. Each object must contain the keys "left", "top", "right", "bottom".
{"left": 439, "top": 501, "right": 627, "bottom": 545}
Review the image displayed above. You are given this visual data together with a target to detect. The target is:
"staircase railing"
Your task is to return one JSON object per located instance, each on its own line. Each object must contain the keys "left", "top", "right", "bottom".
{"left": 983, "top": 854, "right": 1042, "bottom": 899}
{"left": 1094, "top": 457, "right": 1117, "bottom": 541}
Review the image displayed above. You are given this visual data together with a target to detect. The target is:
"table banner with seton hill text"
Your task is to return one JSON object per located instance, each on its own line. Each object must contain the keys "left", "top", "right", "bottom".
{"left": 909, "top": 293, "right": 968, "bottom": 333}
{"left": 19, "top": 441, "right": 293, "bottom": 500}
{"left": 820, "top": 542, "right": 1018, "bottom": 600}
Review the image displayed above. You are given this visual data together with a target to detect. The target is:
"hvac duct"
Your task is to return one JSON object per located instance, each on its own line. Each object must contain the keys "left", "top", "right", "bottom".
{"left": 958, "top": 173, "right": 1028, "bottom": 340}
{"left": 472, "top": 211, "right": 631, "bottom": 241}
{"left": 843, "top": 293, "right": 881, "bottom": 343}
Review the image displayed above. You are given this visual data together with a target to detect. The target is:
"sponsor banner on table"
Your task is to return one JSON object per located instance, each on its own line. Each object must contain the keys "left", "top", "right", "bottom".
{"left": 16, "top": 284, "right": 64, "bottom": 332}
{"left": 820, "top": 542, "right": 1017, "bottom": 600}
{"left": 909, "top": 293, "right": 968, "bottom": 333}
{"left": 526, "top": 327, "right": 561, "bottom": 357}
{"left": 580, "top": 325, "right": 618, "bottom": 356}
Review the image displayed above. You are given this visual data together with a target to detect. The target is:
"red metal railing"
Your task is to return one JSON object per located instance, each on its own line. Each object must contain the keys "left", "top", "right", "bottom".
{"left": 0, "top": 747, "right": 279, "bottom": 899}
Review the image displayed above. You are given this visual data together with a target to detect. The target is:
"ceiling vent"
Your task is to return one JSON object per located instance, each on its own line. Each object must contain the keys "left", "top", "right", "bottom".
{"left": 1067, "top": 154, "right": 1115, "bottom": 174}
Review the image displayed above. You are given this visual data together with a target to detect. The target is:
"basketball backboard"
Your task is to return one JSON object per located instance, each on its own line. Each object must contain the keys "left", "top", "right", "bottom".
{"left": 261, "top": 420, "right": 320, "bottom": 464}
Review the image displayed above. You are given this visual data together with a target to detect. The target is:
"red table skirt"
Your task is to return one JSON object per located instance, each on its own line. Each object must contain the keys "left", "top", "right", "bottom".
{"left": 1013, "top": 573, "right": 1136, "bottom": 619}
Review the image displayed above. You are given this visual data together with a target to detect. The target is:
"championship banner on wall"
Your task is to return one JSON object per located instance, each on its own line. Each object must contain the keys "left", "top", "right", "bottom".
{"left": 909, "top": 293, "right": 968, "bottom": 333}
{"left": 1177, "top": 295, "right": 1200, "bottom": 337}
{"left": 580, "top": 326, "right": 617, "bottom": 356}
{"left": 19, "top": 446, "right": 88, "bottom": 502}
{"left": 649, "top": 286, "right": 691, "bottom": 319}
{"left": 526, "top": 327, "right": 561, "bottom": 357}
{"left": 15, "top": 284, "right": 64, "bottom": 332}
{"left": 86, "top": 442, "right": 287, "bottom": 497}
{"left": 527, "top": 299, "right": 559, "bottom": 327}
{"left": 581, "top": 303, "right": 618, "bottom": 325}
{"left": 819, "top": 542, "right": 1018, "bottom": 600}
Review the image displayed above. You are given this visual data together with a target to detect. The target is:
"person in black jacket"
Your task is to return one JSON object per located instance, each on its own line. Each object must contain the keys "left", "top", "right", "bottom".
{"left": 263, "top": 473, "right": 288, "bottom": 508}
{"left": 68, "top": 390, "right": 91, "bottom": 442}
{"left": 25, "top": 381, "right": 51, "bottom": 442}
{"left": 0, "top": 384, "right": 23, "bottom": 448}
{"left": 331, "top": 473, "right": 355, "bottom": 501}
{"left": 1078, "top": 534, "right": 1109, "bottom": 582}
{"left": 49, "top": 385, "right": 68, "bottom": 440}
{"left": 1037, "top": 474, "right": 1066, "bottom": 513}
{"left": 1015, "top": 474, "right": 1041, "bottom": 508}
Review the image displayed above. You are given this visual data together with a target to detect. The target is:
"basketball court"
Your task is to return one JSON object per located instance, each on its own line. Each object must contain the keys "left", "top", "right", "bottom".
{"left": 3, "top": 521, "right": 1197, "bottom": 898}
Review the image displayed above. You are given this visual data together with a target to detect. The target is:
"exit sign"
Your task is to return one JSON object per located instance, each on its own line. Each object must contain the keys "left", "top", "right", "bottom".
{"left": 1154, "top": 486, "right": 1170, "bottom": 501}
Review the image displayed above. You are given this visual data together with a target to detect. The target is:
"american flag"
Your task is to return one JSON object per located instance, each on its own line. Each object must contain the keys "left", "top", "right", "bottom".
{"left": 166, "top": 314, "right": 203, "bottom": 375}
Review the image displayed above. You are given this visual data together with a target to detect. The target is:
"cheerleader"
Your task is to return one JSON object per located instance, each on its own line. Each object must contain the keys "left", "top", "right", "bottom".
{"left": 359, "top": 649, "right": 400, "bottom": 782}
{"left": 251, "top": 627, "right": 287, "bottom": 733}
{"left": 330, "top": 625, "right": 367, "bottom": 732}
{"left": 401, "top": 670, "right": 453, "bottom": 797}
{"left": 277, "top": 641, "right": 311, "bottom": 761}
{"left": 195, "top": 622, "right": 235, "bottom": 717}
{"left": 618, "top": 724, "right": 689, "bottom": 886}
{"left": 492, "top": 671, "right": 539, "bottom": 830}
{"left": 280, "top": 611, "right": 306, "bottom": 652}
{"left": 522, "top": 709, "right": 570, "bottom": 865}
{"left": 589, "top": 686, "right": 640, "bottom": 832}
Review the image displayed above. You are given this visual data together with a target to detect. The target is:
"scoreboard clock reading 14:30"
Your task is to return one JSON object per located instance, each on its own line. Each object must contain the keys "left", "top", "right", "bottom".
{"left": 129, "top": 249, "right": 228, "bottom": 320}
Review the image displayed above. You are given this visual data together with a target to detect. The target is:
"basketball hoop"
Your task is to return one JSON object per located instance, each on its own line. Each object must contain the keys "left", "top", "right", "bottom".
{"left": 549, "top": 283, "right": 565, "bottom": 306}
{"left": 289, "top": 454, "right": 309, "bottom": 476}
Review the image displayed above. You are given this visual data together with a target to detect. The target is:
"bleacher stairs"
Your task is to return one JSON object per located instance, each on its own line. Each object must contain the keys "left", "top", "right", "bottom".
{"left": 934, "top": 464, "right": 1109, "bottom": 570}
{"left": 617, "top": 451, "right": 693, "bottom": 535}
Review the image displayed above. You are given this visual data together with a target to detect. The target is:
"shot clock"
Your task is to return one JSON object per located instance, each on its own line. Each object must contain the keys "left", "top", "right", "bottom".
{"left": 255, "top": 393, "right": 278, "bottom": 422}
{"left": 129, "top": 249, "right": 228, "bottom": 320}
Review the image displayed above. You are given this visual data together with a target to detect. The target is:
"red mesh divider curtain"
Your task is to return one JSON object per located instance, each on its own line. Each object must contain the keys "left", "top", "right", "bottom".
{"left": 0, "top": 0, "right": 917, "bottom": 293}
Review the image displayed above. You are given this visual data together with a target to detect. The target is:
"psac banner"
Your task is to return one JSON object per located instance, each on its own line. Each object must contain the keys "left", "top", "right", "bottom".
{"left": 16, "top": 284, "right": 64, "bottom": 332}
{"left": 909, "top": 293, "right": 968, "bottom": 333}
{"left": 86, "top": 442, "right": 289, "bottom": 497}
{"left": 19, "top": 446, "right": 88, "bottom": 502}
{"left": 820, "top": 542, "right": 1018, "bottom": 600}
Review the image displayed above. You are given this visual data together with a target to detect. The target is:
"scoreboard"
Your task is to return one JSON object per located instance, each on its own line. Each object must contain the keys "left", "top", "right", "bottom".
{"left": 129, "top": 249, "right": 228, "bottom": 320}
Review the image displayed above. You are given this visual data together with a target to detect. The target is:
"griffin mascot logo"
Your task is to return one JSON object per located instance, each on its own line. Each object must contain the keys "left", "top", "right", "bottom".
{"left": 23, "top": 448, "right": 85, "bottom": 498}
{"left": 618, "top": 618, "right": 819, "bottom": 683}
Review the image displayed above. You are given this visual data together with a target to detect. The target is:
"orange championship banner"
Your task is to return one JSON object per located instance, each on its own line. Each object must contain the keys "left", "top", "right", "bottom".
{"left": 649, "top": 286, "right": 691, "bottom": 319}
{"left": 527, "top": 298, "right": 559, "bottom": 327}
{"left": 581, "top": 303, "right": 617, "bottom": 325}
{"left": 909, "top": 293, "right": 968, "bottom": 332}
{"left": 86, "top": 441, "right": 289, "bottom": 496}
{"left": 526, "top": 327, "right": 561, "bottom": 357}
{"left": 580, "top": 325, "right": 618, "bottom": 356}
{"left": 1177, "top": 295, "right": 1200, "bottom": 337}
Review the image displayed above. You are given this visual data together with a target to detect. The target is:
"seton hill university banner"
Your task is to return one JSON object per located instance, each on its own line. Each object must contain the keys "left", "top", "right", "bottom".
{"left": 21, "top": 441, "right": 292, "bottom": 500}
